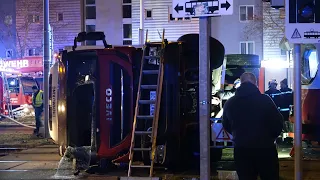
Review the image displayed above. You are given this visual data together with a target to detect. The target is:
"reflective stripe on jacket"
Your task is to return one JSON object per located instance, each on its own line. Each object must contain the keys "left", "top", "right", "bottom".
{"left": 32, "top": 90, "right": 43, "bottom": 107}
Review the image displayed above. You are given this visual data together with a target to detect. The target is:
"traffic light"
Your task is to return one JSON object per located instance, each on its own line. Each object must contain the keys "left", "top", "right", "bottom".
{"left": 289, "top": 0, "right": 320, "bottom": 23}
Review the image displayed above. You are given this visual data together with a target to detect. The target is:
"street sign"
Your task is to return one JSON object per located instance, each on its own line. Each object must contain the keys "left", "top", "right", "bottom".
{"left": 216, "top": 127, "right": 231, "bottom": 140}
{"left": 211, "top": 122, "right": 233, "bottom": 141}
{"left": 172, "top": 0, "right": 233, "bottom": 18}
{"left": 285, "top": 0, "right": 320, "bottom": 44}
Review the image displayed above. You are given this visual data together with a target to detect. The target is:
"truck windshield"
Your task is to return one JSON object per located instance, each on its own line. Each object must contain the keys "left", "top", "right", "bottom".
{"left": 20, "top": 77, "right": 38, "bottom": 94}
{"left": 7, "top": 77, "right": 20, "bottom": 93}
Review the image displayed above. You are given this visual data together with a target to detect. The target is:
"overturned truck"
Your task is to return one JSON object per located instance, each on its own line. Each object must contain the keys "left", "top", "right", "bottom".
{"left": 48, "top": 32, "right": 261, "bottom": 172}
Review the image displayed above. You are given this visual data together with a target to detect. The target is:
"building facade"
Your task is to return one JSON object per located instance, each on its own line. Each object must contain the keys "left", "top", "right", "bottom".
{"left": 0, "top": 0, "right": 16, "bottom": 59}
{"left": 84, "top": 0, "right": 124, "bottom": 46}
{"left": 16, "top": 0, "right": 81, "bottom": 57}
{"left": 262, "top": 2, "right": 286, "bottom": 61}
{"left": 262, "top": 2, "right": 292, "bottom": 89}
{"left": 131, "top": 0, "right": 199, "bottom": 44}
{"left": 88, "top": 0, "right": 199, "bottom": 46}
{"left": 211, "top": 0, "right": 263, "bottom": 59}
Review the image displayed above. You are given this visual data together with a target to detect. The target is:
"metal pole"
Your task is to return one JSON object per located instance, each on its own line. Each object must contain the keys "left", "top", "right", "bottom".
{"left": 139, "top": 0, "right": 144, "bottom": 45}
{"left": 293, "top": 44, "right": 302, "bottom": 180}
{"left": 199, "top": 17, "right": 211, "bottom": 180}
{"left": 80, "top": 0, "right": 86, "bottom": 46}
{"left": 43, "top": 0, "right": 50, "bottom": 138}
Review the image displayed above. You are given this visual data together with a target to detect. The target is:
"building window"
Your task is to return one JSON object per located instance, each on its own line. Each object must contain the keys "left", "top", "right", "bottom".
{"left": 86, "top": 0, "right": 95, "bottom": 5}
{"left": 240, "top": 41, "right": 255, "bottom": 54}
{"left": 4, "top": 15, "right": 12, "bottom": 25}
{"left": 28, "top": 15, "right": 40, "bottom": 23}
{"left": 281, "top": 49, "right": 287, "bottom": 56}
{"left": 123, "top": 40, "right": 132, "bottom": 45}
{"left": 168, "top": 6, "right": 190, "bottom": 21}
{"left": 5, "top": 49, "right": 13, "bottom": 59}
{"left": 28, "top": 48, "right": 40, "bottom": 56}
{"left": 123, "top": 24, "right": 132, "bottom": 39}
{"left": 86, "top": 25, "right": 95, "bottom": 32}
{"left": 122, "top": 0, "right": 132, "bottom": 45}
{"left": 123, "top": 5, "right": 132, "bottom": 18}
{"left": 57, "top": 13, "right": 63, "bottom": 21}
{"left": 123, "top": 24, "right": 132, "bottom": 45}
{"left": 86, "top": 25, "right": 96, "bottom": 45}
{"left": 86, "top": 6, "right": 96, "bottom": 19}
{"left": 145, "top": 9, "right": 152, "bottom": 19}
{"left": 239, "top": 5, "right": 254, "bottom": 22}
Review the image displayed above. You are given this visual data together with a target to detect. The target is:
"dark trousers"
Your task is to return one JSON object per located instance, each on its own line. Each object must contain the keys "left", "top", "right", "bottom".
{"left": 34, "top": 107, "right": 43, "bottom": 134}
{"left": 234, "top": 146, "right": 279, "bottom": 180}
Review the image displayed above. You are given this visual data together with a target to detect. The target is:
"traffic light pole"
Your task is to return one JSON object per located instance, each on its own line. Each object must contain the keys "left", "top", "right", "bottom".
{"left": 199, "top": 17, "right": 211, "bottom": 180}
{"left": 293, "top": 44, "right": 302, "bottom": 180}
{"left": 43, "top": 0, "right": 50, "bottom": 138}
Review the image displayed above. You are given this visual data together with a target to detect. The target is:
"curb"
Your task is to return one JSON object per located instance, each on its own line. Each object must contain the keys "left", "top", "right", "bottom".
{"left": 0, "top": 124, "right": 35, "bottom": 128}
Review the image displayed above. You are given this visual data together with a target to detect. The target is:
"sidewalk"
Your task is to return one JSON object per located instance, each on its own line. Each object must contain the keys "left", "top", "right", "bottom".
{"left": 0, "top": 117, "right": 35, "bottom": 127}
{"left": 0, "top": 144, "right": 120, "bottom": 179}
{"left": 0, "top": 123, "right": 35, "bottom": 128}
{"left": 0, "top": 144, "right": 61, "bottom": 179}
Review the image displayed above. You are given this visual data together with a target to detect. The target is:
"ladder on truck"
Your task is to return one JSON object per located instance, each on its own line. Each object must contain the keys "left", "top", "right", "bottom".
{"left": 1, "top": 72, "right": 13, "bottom": 117}
{"left": 128, "top": 29, "right": 167, "bottom": 177}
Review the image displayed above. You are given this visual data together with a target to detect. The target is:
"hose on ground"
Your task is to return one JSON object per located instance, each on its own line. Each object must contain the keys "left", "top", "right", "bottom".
{"left": 0, "top": 114, "right": 36, "bottom": 129}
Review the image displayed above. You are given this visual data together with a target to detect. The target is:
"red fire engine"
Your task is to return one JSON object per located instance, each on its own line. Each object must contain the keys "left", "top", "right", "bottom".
{"left": 0, "top": 57, "right": 43, "bottom": 117}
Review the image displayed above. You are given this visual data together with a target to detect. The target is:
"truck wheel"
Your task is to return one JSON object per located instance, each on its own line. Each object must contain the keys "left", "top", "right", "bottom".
{"left": 211, "top": 148, "right": 223, "bottom": 162}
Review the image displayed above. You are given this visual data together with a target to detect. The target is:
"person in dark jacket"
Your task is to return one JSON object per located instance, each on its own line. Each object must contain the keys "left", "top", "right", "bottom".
{"left": 222, "top": 72, "right": 283, "bottom": 180}
{"left": 280, "top": 78, "right": 294, "bottom": 143}
{"left": 265, "top": 79, "right": 284, "bottom": 109}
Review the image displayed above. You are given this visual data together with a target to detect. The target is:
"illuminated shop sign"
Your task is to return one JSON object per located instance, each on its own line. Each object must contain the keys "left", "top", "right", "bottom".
{"left": 0, "top": 60, "right": 29, "bottom": 69}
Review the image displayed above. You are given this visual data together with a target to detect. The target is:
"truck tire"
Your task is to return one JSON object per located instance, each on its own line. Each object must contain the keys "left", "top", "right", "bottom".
{"left": 225, "top": 54, "right": 260, "bottom": 66}
{"left": 177, "top": 33, "right": 225, "bottom": 70}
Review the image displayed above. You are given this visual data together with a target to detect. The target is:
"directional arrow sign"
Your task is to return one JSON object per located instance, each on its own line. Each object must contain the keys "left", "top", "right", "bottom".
{"left": 172, "top": 0, "right": 233, "bottom": 18}
{"left": 221, "top": 1, "right": 231, "bottom": 10}
{"left": 175, "top": 4, "right": 184, "bottom": 13}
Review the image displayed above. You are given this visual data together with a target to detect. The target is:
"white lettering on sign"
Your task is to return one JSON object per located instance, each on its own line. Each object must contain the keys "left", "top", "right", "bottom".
{"left": 106, "top": 88, "right": 112, "bottom": 121}
{"left": 10, "top": 97, "right": 18, "bottom": 104}
{"left": 0, "top": 60, "right": 29, "bottom": 68}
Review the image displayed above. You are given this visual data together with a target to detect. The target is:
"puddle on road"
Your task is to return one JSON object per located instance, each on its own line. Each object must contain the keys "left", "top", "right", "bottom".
{"left": 53, "top": 146, "right": 91, "bottom": 179}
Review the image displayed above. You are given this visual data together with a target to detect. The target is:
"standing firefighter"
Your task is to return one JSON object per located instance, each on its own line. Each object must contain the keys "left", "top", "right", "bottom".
{"left": 32, "top": 86, "right": 43, "bottom": 137}
{"left": 280, "top": 78, "right": 294, "bottom": 143}
{"left": 265, "top": 79, "right": 282, "bottom": 102}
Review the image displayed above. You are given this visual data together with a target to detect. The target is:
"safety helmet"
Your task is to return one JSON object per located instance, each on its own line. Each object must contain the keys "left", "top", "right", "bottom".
{"left": 234, "top": 78, "right": 241, "bottom": 89}
{"left": 268, "top": 79, "right": 278, "bottom": 87}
